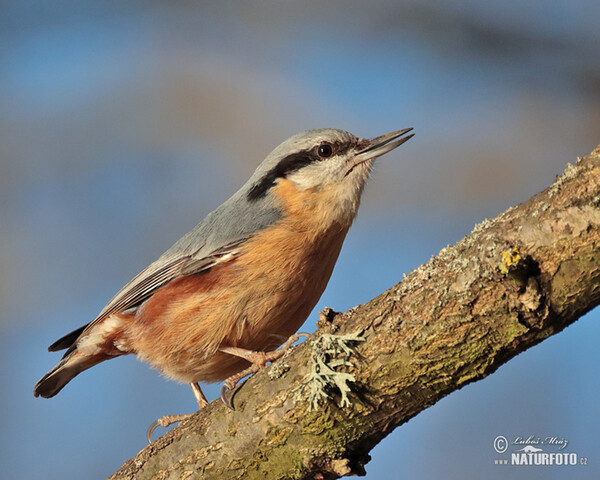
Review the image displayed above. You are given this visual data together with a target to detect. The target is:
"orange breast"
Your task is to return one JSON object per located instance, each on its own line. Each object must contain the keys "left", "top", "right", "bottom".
{"left": 125, "top": 179, "right": 353, "bottom": 383}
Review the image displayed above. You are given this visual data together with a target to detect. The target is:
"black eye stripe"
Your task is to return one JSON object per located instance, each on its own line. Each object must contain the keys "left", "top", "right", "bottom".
{"left": 246, "top": 140, "right": 350, "bottom": 201}
{"left": 247, "top": 150, "right": 319, "bottom": 201}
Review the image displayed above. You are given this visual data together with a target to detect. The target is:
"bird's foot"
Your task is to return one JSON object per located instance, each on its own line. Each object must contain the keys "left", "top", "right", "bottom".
{"left": 219, "top": 332, "right": 310, "bottom": 409}
{"left": 147, "top": 382, "right": 208, "bottom": 443}
{"left": 147, "top": 413, "right": 193, "bottom": 443}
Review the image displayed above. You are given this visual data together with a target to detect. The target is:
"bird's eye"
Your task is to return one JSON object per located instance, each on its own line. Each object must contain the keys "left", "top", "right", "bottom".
{"left": 317, "top": 143, "right": 333, "bottom": 158}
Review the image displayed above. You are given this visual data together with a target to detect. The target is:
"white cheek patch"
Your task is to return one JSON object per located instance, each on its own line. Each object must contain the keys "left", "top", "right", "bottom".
{"left": 284, "top": 155, "right": 372, "bottom": 227}
{"left": 287, "top": 160, "right": 343, "bottom": 191}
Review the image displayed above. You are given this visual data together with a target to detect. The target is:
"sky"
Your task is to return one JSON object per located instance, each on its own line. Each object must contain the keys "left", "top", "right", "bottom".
{"left": 1, "top": 1, "right": 600, "bottom": 479}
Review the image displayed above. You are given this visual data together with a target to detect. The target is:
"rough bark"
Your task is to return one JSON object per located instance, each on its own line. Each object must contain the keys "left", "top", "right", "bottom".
{"left": 110, "top": 145, "right": 600, "bottom": 480}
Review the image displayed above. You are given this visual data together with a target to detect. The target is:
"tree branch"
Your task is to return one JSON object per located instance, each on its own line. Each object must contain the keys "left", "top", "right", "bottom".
{"left": 110, "top": 145, "right": 600, "bottom": 480}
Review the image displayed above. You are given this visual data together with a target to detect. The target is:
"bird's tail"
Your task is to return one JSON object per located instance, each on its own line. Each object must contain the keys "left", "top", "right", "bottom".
{"left": 34, "top": 314, "right": 131, "bottom": 398}
{"left": 33, "top": 350, "right": 94, "bottom": 398}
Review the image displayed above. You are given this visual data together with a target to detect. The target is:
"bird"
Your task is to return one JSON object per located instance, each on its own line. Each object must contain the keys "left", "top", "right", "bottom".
{"left": 33, "top": 127, "right": 414, "bottom": 441}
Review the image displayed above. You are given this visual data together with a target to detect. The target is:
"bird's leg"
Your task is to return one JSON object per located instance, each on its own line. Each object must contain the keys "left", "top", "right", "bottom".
{"left": 219, "top": 332, "right": 310, "bottom": 409}
{"left": 146, "top": 382, "right": 208, "bottom": 443}
{"left": 191, "top": 381, "right": 209, "bottom": 407}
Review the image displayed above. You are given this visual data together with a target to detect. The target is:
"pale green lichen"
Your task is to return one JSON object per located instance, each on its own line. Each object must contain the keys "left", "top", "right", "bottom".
{"left": 296, "top": 330, "right": 365, "bottom": 411}
{"left": 268, "top": 361, "right": 290, "bottom": 379}
{"left": 548, "top": 162, "right": 579, "bottom": 198}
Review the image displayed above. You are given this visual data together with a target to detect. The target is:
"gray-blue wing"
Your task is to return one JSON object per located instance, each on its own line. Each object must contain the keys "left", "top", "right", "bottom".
{"left": 50, "top": 239, "right": 246, "bottom": 354}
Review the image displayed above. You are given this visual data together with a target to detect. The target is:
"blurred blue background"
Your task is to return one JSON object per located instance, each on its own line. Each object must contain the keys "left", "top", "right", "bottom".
{"left": 2, "top": 1, "right": 600, "bottom": 479}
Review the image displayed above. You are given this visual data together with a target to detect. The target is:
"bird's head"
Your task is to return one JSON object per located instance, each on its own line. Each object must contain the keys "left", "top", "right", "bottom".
{"left": 244, "top": 128, "right": 414, "bottom": 228}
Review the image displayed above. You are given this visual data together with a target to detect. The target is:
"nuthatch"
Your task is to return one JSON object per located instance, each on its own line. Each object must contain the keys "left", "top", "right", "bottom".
{"left": 34, "top": 127, "right": 414, "bottom": 441}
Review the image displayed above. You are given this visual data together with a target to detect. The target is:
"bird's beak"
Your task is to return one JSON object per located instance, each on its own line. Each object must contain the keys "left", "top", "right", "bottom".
{"left": 354, "top": 128, "right": 414, "bottom": 162}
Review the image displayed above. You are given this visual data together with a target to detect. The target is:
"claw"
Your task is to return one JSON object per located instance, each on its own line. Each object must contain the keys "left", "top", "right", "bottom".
{"left": 220, "top": 383, "right": 234, "bottom": 410}
{"left": 218, "top": 332, "right": 311, "bottom": 411}
{"left": 147, "top": 420, "right": 160, "bottom": 444}
{"left": 295, "top": 332, "right": 310, "bottom": 342}
{"left": 145, "top": 413, "right": 193, "bottom": 444}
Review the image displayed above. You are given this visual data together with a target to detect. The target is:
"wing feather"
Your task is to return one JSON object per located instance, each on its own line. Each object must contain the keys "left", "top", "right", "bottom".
{"left": 58, "top": 239, "right": 246, "bottom": 355}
